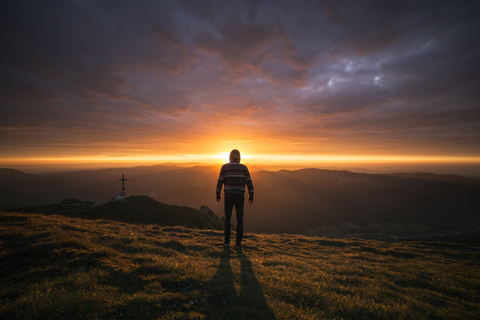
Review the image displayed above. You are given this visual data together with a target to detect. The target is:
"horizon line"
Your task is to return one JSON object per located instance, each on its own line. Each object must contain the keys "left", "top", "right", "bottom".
{"left": 1, "top": 154, "right": 480, "bottom": 165}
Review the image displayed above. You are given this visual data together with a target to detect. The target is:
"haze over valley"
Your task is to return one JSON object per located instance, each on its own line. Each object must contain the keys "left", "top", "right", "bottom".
{"left": 2, "top": 164, "right": 479, "bottom": 245}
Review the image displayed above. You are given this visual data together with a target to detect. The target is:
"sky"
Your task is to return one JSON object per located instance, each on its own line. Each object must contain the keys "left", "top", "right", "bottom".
{"left": 1, "top": 0, "right": 480, "bottom": 168}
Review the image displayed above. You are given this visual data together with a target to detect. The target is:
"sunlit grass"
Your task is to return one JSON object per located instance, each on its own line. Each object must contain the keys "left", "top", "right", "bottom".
{"left": 1, "top": 212, "right": 479, "bottom": 319}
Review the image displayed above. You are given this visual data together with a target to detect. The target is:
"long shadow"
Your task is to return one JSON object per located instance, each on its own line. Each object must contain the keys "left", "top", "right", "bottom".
{"left": 207, "top": 247, "right": 276, "bottom": 319}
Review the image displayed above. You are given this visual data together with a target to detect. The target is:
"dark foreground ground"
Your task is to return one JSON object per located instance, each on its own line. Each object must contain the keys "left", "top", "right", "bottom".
{"left": 1, "top": 211, "right": 479, "bottom": 319}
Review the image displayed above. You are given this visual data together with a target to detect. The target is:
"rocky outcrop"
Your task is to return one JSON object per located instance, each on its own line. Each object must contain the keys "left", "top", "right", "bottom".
{"left": 199, "top": 205, "right": 223, "bottom": 230}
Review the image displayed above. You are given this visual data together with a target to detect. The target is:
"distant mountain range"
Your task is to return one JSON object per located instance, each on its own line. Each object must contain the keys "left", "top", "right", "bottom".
{"left": 1, "top": 165, "right": 479, "bottom": 240}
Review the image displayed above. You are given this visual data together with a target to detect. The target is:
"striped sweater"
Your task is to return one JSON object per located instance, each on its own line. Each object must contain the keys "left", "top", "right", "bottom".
{"left": 216, "top": 162, "right": 254, "bottom": 200}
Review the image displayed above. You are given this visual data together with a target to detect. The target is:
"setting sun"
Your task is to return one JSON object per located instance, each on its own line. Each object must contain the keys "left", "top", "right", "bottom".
{"left": 1, "top": 1, "right": 479, "bottom": 175}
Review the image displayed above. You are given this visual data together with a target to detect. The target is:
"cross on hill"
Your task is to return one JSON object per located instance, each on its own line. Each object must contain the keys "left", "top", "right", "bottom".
{"left": 119, "top": 174, "right": 128, "bottom": 196}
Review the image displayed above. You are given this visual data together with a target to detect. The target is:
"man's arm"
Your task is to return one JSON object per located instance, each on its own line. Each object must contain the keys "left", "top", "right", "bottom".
{"left": 216, "top": 166, "right": 225, "bottom": 202}
{"left": 245, "top": 166, "right": 254, "bottom": 204}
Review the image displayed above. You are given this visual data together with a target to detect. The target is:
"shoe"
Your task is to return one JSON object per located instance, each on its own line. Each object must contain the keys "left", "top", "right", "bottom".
{"left": 235, "top": 243, "right": 242, "bottom": 248}
{"left": 223, "top": 242, "right": 230, "bottom": 246}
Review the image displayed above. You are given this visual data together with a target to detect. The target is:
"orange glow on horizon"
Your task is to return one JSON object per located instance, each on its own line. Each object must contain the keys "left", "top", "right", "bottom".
{"left": 1, "top": 154, "right": 480, "bottom": 166}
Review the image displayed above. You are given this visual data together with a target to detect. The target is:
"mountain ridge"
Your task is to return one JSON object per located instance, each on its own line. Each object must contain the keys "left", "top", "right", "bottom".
{"left": 1, "top": 165, "right": 479, "bottom": 239}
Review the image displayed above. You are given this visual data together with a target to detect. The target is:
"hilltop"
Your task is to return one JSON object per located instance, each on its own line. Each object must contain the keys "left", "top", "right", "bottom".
{"left": 10, "top": 195, "right": 222, "bottom": 231}
{"left": 72, "top": 195, "right": 222, "bottom": 230}
{"left": 1, "top": 211, "right": 479, "bottom": 319}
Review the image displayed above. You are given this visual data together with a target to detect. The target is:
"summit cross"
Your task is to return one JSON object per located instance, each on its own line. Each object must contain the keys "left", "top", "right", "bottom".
{"left": 119, "top": 174, "right": 128, "bottom": 196}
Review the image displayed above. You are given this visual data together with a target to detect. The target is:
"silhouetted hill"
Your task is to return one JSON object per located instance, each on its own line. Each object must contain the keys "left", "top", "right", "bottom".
{"left": 37, "top": 195, "right": 221, "bottom": 230}
{"left": 72, "top": 195, "right": 220, "bottom": 229}
{"left": 0, "top": 168, "right": 33, "bottom": 178}
{"left": 9, "top": 195, "right": 222, "bottom": 230}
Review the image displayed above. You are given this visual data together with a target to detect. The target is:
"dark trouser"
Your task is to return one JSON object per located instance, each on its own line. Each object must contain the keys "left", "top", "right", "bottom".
{"left": 224, "top": 194, "right": 245, "bottom": 245}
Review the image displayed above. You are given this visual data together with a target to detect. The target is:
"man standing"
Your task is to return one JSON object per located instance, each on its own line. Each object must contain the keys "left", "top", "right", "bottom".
{"left": 216, "top": 149, "right": 254, "bottom": 247}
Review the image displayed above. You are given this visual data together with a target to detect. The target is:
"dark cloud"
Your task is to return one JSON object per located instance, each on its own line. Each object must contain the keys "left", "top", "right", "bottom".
{"left": 150, "top": 24, "right": 198, "bottom": 74}
{"left": 178, "top": 0, "right": 214, "bottom": 23}
{"left": 0, "top": 0, "right": 479, "bottom": 157}
{"left": 194, "top": 18, "right": 310, "bottom": 87}
{"left": 319, "top": 0, "right": 407, "bottom": 54}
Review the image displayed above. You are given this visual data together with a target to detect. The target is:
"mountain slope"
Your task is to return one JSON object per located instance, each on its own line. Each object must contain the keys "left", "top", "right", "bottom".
{"left": 249, "top": 168, "right": 480, "bottom": 233}
{"left": 71, "top": 195, "right": 221, "bottom": 230}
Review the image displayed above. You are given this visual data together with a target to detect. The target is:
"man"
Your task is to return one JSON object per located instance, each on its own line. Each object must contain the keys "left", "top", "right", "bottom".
{"left": 216, "top": 149, "right": 254, "bottom": 247}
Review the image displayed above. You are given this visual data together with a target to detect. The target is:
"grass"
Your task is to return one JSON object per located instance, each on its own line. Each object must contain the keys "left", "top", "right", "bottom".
{"left": 1, "top": 211, "right": 479, "bottom": 319}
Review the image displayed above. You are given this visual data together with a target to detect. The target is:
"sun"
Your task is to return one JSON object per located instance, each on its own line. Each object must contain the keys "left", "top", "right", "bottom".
{"left": 213, "top": 150, "right": 252, "bottom": 163}
{"left": 214, "top": 152, "right": 231, "bottom": 163}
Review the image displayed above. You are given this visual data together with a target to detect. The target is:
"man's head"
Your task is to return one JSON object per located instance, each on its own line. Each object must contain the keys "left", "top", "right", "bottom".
{"left": 229, "top": 149, "right": 241, "bottom": 163}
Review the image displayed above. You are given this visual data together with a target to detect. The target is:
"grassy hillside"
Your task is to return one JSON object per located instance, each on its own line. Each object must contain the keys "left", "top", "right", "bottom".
{"left": 1, "top": 211, "right": 479, "bottom": 319}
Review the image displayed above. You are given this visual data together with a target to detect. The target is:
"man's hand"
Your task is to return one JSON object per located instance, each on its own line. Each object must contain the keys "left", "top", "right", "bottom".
{"left": 217, "top": 197, "right": 221, "bottom": 203}
{"left": 248, "top": 199, "right": 254, "bottom": 205}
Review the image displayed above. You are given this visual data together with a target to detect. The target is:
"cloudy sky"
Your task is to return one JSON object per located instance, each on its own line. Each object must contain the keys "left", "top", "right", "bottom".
{"left": 1, "top": 0, "right": 480, "bottom": 165}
